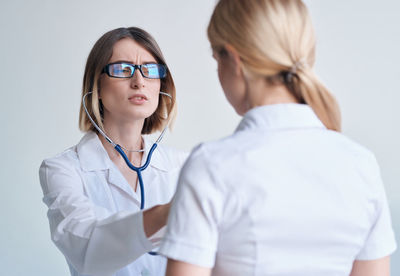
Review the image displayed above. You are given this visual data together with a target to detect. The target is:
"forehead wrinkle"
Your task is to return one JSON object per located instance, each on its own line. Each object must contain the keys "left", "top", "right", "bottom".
{"left": 109, "top": 39, "right": 157, "bottom": 64}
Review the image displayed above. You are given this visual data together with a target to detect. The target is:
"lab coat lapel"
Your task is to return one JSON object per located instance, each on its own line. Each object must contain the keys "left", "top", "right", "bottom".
{"left": 78, "top": 132, "right": 169, "bottom": 209}
{"left": 77, "top": 131, "right": 141, "bottom": 206}
{"left": 107, "top": 136, "right": 162, "bottom": 207}
{"left": 107, "top": 165, "right": 142, "bottom": 207}
{"left": 128, "top": 136, "right": 168, "bottom": 209}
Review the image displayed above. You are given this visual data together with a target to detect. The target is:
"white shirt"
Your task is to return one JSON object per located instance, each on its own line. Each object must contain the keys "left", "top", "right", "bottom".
{"left": 39, "top": 131, "right": 188, "bottom": 276}
{"left": 159, "top": 104, "right": 397, "bottom": 276}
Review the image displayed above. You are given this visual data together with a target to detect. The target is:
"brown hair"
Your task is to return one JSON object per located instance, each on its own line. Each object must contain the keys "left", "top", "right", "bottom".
{"left": 79, "top": 27, "right": 176, "bottom": 134}
{"left": 208, "top": 0, "right": 341, "bottom": 131}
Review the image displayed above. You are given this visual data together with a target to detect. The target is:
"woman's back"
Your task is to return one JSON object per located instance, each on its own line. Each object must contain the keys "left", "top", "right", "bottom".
{"left": 161, "top": 104, "right": 396, "bottom": 275}
{"left": 161, "top": 0, "right": 396, "bottom": 274}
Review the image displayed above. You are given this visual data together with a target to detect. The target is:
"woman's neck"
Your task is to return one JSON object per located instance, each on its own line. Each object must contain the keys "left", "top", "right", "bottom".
{"left": 99, "top": 115, "right": 145, "bottom": 163}
{"left": 245, "top": 76, "right": 299, "bottom": 111}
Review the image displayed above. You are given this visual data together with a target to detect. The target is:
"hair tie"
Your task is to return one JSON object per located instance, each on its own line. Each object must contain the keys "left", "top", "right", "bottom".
{"left": 290, "top": 58, "right": 308, "bottom": 74}
{"left": 285, "top": 58, "right": 308, "bottom": 82}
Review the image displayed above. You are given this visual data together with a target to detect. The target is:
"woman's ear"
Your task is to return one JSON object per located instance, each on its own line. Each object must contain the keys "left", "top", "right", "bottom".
{"left": 224, "top": 44, "right": 242, "bottom": 76}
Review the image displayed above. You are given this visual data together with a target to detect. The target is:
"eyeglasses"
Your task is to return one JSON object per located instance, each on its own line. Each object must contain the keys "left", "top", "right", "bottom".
{"left": 102, "top": 62, "right": 167, "bottom": 79}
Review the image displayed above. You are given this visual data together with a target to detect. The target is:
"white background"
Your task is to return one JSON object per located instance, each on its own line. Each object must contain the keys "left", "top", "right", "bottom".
{"left": 0, "top": 0, "right": 398, "bottom": 275}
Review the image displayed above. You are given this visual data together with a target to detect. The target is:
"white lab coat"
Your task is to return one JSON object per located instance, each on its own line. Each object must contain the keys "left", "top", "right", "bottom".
{"left": 160, "top": 104, "right": 397, "bottom": 276}
{"left": 39, "top": 131, "right": 188, "bottom": 276}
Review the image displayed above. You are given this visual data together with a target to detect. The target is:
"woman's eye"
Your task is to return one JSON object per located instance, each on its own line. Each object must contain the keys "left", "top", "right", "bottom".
{"left": 121, "top": 66, "right": 133, "bottom": 74}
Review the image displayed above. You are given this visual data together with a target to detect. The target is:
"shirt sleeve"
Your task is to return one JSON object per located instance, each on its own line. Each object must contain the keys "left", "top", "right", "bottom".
{"left": 158, "top": 145, "right": 225, "bottom": 268}
{"left": 39, "top": 157, "right": 154, "bottom": 276}
{"left": 355, "top": 160, "right": 397, "bottom": 260}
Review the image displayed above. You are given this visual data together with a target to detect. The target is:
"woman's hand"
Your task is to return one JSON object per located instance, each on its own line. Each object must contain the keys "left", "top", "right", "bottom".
{"left": 166, "top": 259, "right": 211, "bottom": 276}
{"left": 143, "top": 202, "right": 171, "bottom": 237}
{"left": 349, "top": 256, "right": 390, "bottom": 276}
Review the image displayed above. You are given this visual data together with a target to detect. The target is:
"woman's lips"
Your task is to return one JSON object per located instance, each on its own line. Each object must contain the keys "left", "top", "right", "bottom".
{"left": 128, "top": 94, "right": 148, "bottom": 105}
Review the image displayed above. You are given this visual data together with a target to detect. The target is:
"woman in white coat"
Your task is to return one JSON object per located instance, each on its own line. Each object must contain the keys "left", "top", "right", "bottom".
{"left": 159, "top": 1, "right": 397, "bottom": 275}
{"left": 39, "top": 27, "right": 187, "bottom": 276}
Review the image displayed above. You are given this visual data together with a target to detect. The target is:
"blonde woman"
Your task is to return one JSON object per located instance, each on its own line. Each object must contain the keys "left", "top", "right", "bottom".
{"left": 159, "top": 0, "right": 397, "bottom": 275}
{"left": 39, "top": 27, "right": 187, "bottom": 276}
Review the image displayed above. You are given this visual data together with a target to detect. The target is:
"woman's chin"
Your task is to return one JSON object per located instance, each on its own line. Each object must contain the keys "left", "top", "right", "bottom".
{"left": 125, "top": 110, "right": 156, "bottom": 121}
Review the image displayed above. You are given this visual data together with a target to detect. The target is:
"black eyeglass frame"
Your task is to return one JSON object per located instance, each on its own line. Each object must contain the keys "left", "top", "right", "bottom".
{"left": 102, "top": 62, "right": 167, "bottom": 79}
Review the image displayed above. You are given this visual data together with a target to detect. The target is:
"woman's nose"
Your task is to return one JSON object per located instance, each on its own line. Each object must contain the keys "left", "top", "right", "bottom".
{"left": 130, "top": 68, "right": 145, "bottom": 89}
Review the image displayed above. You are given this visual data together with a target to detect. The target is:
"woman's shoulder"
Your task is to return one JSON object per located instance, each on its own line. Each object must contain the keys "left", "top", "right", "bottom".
{"left": 40, "top": 131, "right": 107, "bottom": 171}
{"left": 180, "top": 135, "right": 237, "bottom": 174}
{"left": 158, "top": 145, "right": 189, "bottom": 166}
{"left": 313, "top": 130, "right": 383, "bottom": 194}
{"left": 40, "top": 145, "right": 80, "bottom": 175}
{"left": 39, "top": 144, "right": 83, "bottom": 195}
{"left": 39, "top": 132, "right": 97, "bottom": 174}
{"left": 187, "top": 134, "right": 240, "bottom": 163}
{"left": 326, "top": 130, "right": 378, "bottom": 165}
{"left": 144, "top": 137, "right": 190, "bottom": 171}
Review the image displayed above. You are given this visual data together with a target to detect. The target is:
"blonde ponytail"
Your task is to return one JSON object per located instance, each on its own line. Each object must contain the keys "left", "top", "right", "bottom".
{"left": 295, "top": 68, "right": 341, "bottom": 131}
{"left": 208, "top": 0, "right": 342, "bottom": 131}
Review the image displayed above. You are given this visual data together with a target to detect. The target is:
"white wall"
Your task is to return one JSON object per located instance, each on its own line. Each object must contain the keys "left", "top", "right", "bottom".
{"left": 0, "top": 0, "right": 398, "bottom": 275}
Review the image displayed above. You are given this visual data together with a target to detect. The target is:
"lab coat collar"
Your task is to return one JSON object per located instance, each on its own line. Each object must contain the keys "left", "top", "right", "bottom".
{"left": 77, "top": 131, "right": 168, "bottom": 172}
{"left": 77, "top": 131, "right": 110, "bottom": 171}
{"left": 235, "top": 103, "right": 326, "bottom": 133}
{"left": 142, "top": 135, "right": 169, "bottom": 172}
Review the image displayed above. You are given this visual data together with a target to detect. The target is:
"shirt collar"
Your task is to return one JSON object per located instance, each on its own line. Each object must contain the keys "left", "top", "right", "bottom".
{"left": 77, "top": 131, "right": 168, "bottom": 172}
{"left": 235, "top": 103, "right": 326, "bottom": 133}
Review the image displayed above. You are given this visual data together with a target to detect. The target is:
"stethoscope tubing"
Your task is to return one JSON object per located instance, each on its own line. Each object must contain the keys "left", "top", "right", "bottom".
{"left": 114, "top": 143, "right": 158, "bottom": 210}
{"left": 114, "top": 144, "right": 160, "bottom": 255}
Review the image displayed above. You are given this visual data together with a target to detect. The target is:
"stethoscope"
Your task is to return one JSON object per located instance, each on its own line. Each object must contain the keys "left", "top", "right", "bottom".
{"left": 82, "top": 91, "right": 171, "bottom": 255}
{"left": 83, "top": 91, "right": 171, "bottom": 209}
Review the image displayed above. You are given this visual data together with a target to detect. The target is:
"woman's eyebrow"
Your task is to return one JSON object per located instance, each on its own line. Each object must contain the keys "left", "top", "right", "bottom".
{"left": 108, "top": 60, "right": 157, "bottom": 64}
{"left": 108, "top": 60, "right": 133, "bottom": 64}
